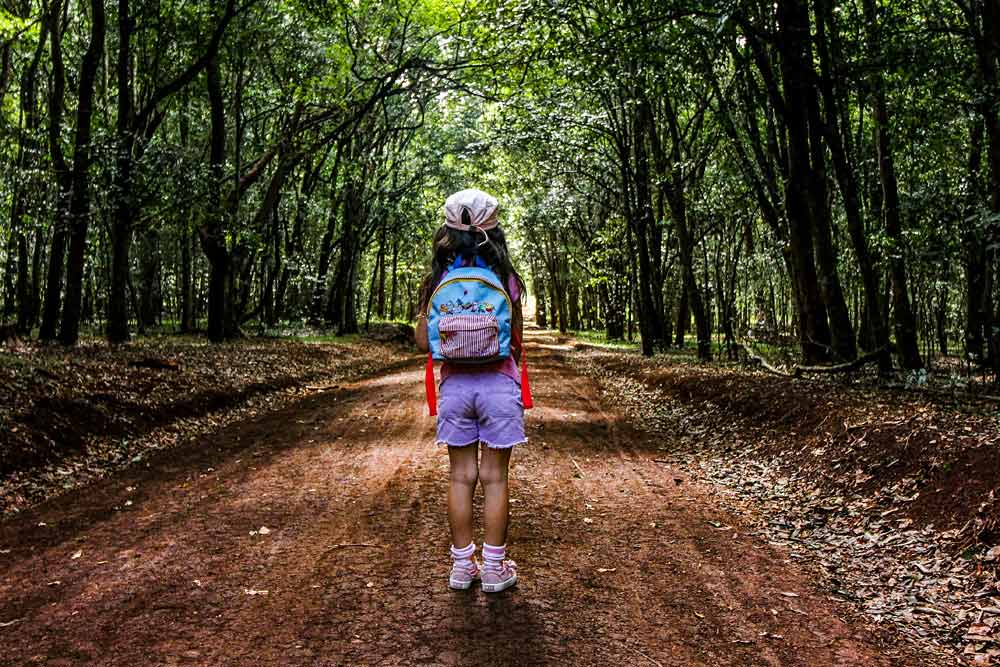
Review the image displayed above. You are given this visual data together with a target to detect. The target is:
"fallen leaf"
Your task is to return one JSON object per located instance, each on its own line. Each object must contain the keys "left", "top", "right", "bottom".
{"left": 70, "top": 549, "right": 82, "bottom": 560}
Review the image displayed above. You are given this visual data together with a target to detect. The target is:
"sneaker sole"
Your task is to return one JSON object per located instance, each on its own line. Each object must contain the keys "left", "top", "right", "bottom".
{"left": 449, "top": 577, "right": 478, "bottom": 590}
{"left": 481, "top": 574, "right": 517, "bottom": 593}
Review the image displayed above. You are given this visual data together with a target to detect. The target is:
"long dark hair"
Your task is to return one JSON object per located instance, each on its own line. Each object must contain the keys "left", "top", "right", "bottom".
{"left": 418, "top": 210, "right": 526, "bottom": 311}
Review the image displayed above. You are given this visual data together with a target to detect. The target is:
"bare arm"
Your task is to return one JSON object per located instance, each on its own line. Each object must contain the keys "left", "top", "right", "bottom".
{"left": 415, "top": 313, "right": 428, "bottom": 352}
{"left": 512, "top": 301, "right": 523, "bottom": 365}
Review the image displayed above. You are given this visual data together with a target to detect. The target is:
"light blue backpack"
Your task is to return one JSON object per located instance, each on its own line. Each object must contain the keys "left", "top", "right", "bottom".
{"left": 423, "top": 254, "right": 533, "bottom": 416}
{"left": 426, "top": 255, "right": 512, "bottom": 362}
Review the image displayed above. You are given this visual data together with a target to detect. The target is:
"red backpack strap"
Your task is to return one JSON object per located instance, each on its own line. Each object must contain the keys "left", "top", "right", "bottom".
{"left": 513, "top": 330, "right": 533, "bottom": 409}
{"left": 425, "top": 352, "right": 437, "bottom": 416}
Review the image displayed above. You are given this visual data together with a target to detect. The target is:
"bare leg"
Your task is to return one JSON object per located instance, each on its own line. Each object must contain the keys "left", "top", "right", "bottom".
{"left": 447, "top": 445, "right": 479, "bottom": 548}
{"left": 479, "top": 445, "right": 512, "bottom": 546}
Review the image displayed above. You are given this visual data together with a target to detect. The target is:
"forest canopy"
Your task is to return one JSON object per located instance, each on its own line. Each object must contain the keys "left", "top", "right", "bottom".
{"left": 1, "top": 0, "right": 998, "bottom": 382}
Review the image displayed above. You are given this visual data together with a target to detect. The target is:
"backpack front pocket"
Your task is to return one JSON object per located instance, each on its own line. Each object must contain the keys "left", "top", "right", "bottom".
{"left": 439, "top": 314, "right": 500, "bottom": 360}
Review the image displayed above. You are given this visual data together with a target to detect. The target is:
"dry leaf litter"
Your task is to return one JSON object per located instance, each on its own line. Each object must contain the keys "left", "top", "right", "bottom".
{"left": 575, "top": 345, "right": 1000, "bottom": 665}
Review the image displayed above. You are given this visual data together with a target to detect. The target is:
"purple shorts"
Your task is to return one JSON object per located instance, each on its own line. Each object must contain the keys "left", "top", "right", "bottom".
{"left": 436, "top": 371, "right": 526, "bottom": 449}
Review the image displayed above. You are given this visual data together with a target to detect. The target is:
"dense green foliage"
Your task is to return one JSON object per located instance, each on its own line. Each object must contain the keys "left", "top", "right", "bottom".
{"left": 1, "top": 0, "right": 998, "bottom": 380}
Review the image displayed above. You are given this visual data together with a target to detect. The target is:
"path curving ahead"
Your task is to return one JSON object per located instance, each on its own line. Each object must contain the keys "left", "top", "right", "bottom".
{"left": 1, "top": 331, "right": 934, "bottom": 667}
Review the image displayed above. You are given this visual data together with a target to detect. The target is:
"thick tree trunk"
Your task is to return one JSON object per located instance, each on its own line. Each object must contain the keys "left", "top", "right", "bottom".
{"left": 806, "top": 89, "right": 855, "bottom": 361}
{"left": 965, "top": 122, "right": 987, "bottom": 362}
{"left": 776, "top": 0, "right": 832, "bottom": 364}
{"left": 58, "top": 0, "right": 106, "bottom": 345}
{"left": 107, "top": 0, "right": 134, "bottom": 343}
{"left": 978, "top": 0, "right": 1000, "bottom": 374}
{"left": 200, "top": 56, "right": 229, "bottom": 343}
{"left": 630, "top": 95, "right": 665, "bottom": 356}
{"left": 326, "top": 182, "right": 360, "bottom": 334}
{"left": 179, "top": 95, "right": 194, "bottom": 334}
{"left": 568, "top": 282, "right": 580, "bottom": 331}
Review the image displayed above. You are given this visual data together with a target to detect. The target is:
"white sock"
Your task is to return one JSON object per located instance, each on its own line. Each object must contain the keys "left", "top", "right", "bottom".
{"left": 450, "top": 542, "right": 475, "bottom": 564}
{"left": 482, "top": 542, "right": 505, "bottom": 568}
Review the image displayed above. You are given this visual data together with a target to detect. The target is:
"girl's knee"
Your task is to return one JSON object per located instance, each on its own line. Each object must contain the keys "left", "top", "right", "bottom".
{"left": 450, "top": 460, "right": 479, "bottom": 487}
{"left": 479, "top": 454, "right": 510, "bottom": 487}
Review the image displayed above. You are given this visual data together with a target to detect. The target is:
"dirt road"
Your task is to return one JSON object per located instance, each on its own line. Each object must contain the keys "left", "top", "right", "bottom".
{"left": 1, "top": 331, "right": 935, "bottom": 666}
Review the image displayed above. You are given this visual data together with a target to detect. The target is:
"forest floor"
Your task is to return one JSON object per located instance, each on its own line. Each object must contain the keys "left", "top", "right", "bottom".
{"left": 0, "top": 328, "right": 966, "bottom": 667}
{"left": 0, "top": 330, "right": 414, "bottom": 515}
{"left": 572, "top": 337, "right": 1000, "bottom": 664}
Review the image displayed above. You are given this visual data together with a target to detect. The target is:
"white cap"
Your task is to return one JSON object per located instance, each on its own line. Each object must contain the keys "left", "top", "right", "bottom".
{"left": 444, "top": 188, "right": 499, "bottom": 232}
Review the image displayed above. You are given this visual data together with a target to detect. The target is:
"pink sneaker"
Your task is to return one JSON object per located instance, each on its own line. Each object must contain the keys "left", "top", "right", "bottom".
{"left": 481, "top": 559, "right": 517, "bottom": 593}
{"left": 449, "top": 557, "right": 481, "bottom": 590}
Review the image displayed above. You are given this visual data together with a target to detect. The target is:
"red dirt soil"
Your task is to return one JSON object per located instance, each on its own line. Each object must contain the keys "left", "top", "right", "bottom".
{"left": 587, "top": 351, "right": 1000, "bottom": 539}
{"left": 0, "top": 332, "right": 941, "bottom": 666}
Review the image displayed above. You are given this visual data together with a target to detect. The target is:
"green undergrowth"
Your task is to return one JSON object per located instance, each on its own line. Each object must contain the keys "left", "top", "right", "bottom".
{"left": 567, "top": 329, "right": 641, "bottom": 351}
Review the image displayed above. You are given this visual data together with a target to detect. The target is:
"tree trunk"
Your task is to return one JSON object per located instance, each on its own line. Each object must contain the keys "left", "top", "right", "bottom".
{"left": 107, "top": 0, "right": 134, "bottom": 343}
{"left": 39, "top": 0, "right": 70, "bottom": 342}
{"left": 630, "top": 94, "right": 664, "bottom": 356}
{"left": 179, "top": 94, "right": 194, "bottom": 334}
{"left": 389, "top": 235, "right": 398, "bottom": 320}
{"left": 139, "top": 228, "right": 162, "bottom": 329}
{"left": 11, "top": 16, "right": 48, "bottom": 335}
{"left": 199, "top": 56, "right": 229, "bottom": 343}
{"left": 536, "top": 273, "right": 548, "bottom": 328}
{"left": 180, "top": 223, "right": 194, "bottom": 333}
{"left": 814, "top": 0, "right": 888, "bottom": 366}
{"left": 310, "top": 142, "right": 345, "bottom": 322}
{"left": 806, "top": 86, "right": 855, "bottom": 361}
{"left": 326, "top": 181, "right": 360, "bottom": 333}
{"left": 977, "top": 0, "right": 1000, "bottom": 374}
{"left": 568, "top": 281, "right": 580, "bottom": 330}
{"left": 376, "top": 226, "right": 386, "bottom": 319}
{"left": 863, "top": 0, "right": 923, "bottom": 370}
{"left": 674, "top": 284, "right": 688, "bottom": 347}
{"left": 776, "top": 0, "right": 832, "bottom": 364}
{"left": 58, "top": 0, "right": 106, "bottom": 345}
{"left": 965, "top": 122, "right": 987, "bottom": 362}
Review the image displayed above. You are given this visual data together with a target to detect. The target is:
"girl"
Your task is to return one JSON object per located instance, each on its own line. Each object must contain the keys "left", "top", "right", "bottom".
{"left": 415, "top": 188, "right": 526, "bottom": 593}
